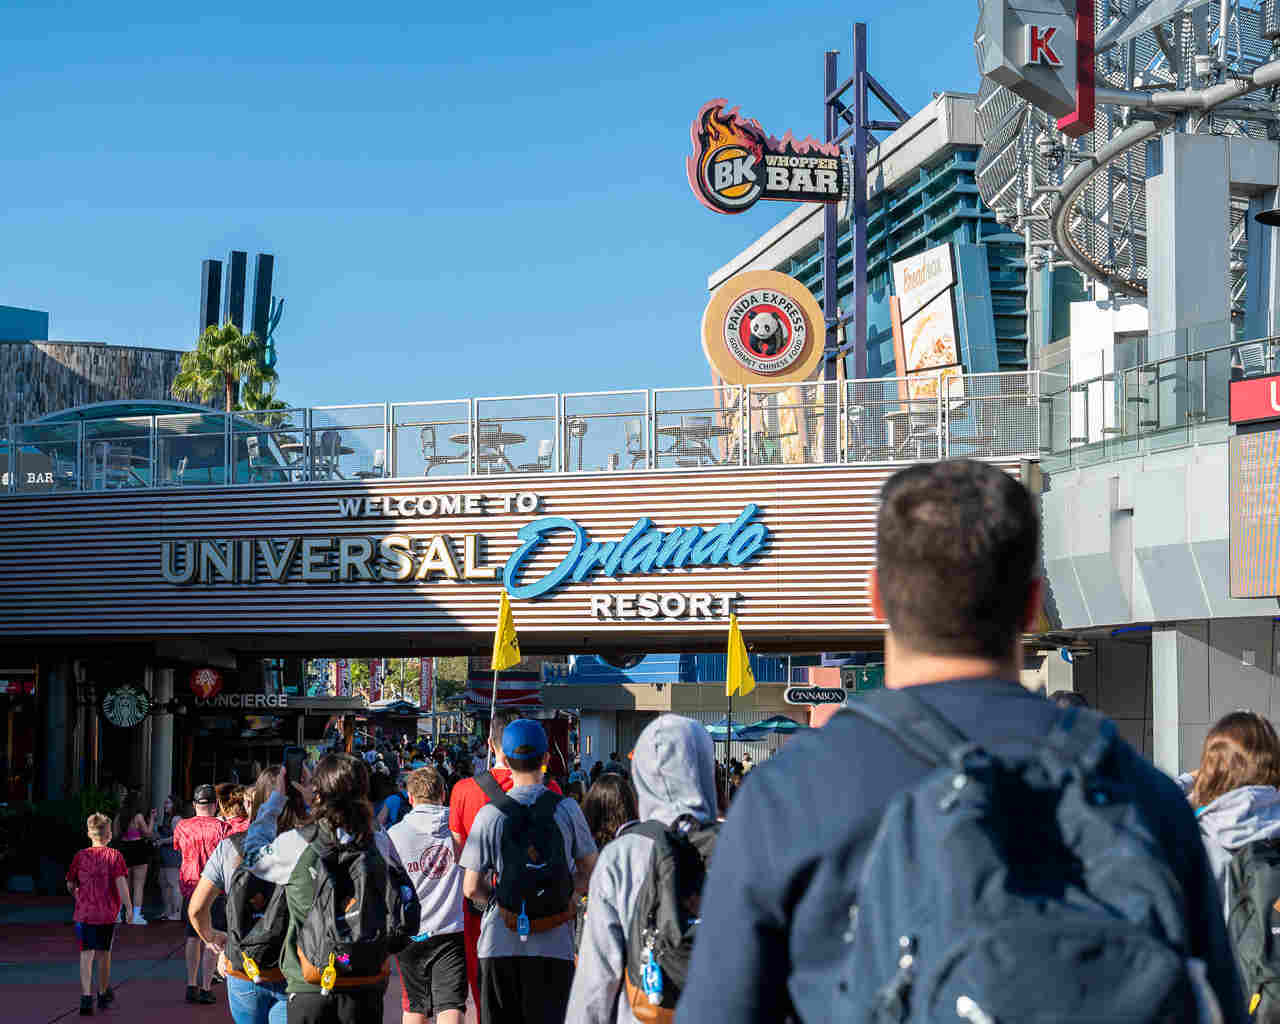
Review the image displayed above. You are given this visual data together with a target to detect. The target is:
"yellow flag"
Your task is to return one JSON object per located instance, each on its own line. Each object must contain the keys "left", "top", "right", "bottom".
{"left": 492, "top": 591, "right": 521, "bottom": 672}
{"left": 726, "top": 613, "right": 755, "bottom": 697}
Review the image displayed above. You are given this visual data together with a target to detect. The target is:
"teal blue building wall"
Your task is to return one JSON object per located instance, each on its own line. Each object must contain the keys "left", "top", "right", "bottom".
{"left": 0, "top": 306, "right": 49, "bottom": 342}
{"left": 779, "top": 147, "right": 1026, "bottom": 376}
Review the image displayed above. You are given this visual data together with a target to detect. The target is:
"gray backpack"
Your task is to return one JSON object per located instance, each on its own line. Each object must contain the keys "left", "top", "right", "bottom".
{"left": 838, "top": 692, "right": 1201, "bottom": 1023}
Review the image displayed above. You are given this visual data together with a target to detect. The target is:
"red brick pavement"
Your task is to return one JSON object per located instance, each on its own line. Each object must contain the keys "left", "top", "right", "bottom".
{"left": 3, "top": 919, "right": 474, "bottom": 1024}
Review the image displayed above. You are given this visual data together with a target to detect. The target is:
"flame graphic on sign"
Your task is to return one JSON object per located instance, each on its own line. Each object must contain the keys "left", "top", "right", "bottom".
{"left": 687, "top": 99, "right": 843, "bottom": 213}
{"left": 767, "top": 129, "right": 841, "bottom": 158}
{"left": 687, "top": 100, "right": 766, "bottom": 213}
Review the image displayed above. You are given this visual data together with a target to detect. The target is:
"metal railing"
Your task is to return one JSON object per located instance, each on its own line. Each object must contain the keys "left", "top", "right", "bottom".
{"left": 0, "top": 373, "right": 1043, "bottom": 496}
{"left": 1039, "top": 339, "right": 1278, "bottom": 470}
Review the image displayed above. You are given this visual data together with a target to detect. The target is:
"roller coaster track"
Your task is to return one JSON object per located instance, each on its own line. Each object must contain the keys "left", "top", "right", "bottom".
{"left": 1052, "top": 61, "right": 1280, "bottom": 295}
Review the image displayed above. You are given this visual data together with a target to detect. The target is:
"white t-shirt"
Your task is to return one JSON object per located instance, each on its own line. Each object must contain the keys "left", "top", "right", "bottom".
{"left": 387, "top": 804, "right": 464, "bottom": 937}
{"left": 459, "top": 784, "right": 596, "bottom": 961}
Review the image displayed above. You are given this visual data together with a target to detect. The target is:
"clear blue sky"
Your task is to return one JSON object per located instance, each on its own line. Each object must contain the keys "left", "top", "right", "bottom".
{"left": 4, "top": 2, "right": 981, "bottom": 406}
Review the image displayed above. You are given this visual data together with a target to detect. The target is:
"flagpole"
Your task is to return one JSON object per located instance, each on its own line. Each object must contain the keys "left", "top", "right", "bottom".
{"left": 726, "top": 690, "right": 733, "bottom": 804}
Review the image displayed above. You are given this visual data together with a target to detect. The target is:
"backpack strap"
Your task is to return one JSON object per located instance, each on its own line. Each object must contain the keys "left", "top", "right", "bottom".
{"left": 1044, "top": 705, "right": 1116, "bottom": 776}
{"left": 841, "top": 689, "right": 971, "bottom": 767}
{"left": 621, "top": 820, "right": 668, "bottom": 842}
{"left": 476, "top": 771, "right": 505, "bottom": 805}
{"left": 476, "top": 772, "right": 527, "bottom": 822}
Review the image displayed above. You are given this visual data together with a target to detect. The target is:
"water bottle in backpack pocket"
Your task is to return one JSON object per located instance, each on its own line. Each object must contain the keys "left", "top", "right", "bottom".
{"left": 225, "top": 833, "right": 289, "bottom": 983}
{"left": 622, "top": 816, "right": 720, "bottom": 1023}
{"left": 836, "top": 693, "right": 1221, "bottom": 1024}
{"left": 476, "top": 776, "right": 577, "bottom": 937}
{"left": 294, "top": 823, "right": 420, "bottom": 995}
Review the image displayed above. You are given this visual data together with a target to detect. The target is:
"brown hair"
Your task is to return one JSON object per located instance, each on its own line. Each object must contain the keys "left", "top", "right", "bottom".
{"left": 250, "top": 767, "right": 305, "bottom": 833}
{"left": 218, "top": 784, "right": 248, "bottom": 820}
{"left": 87, "top": 813, "right": 112, "bottom": 841}
{"left": 876, "top": 459, "right": 1039, "bottom": 658}
{"left": 582, "top": 773, "right": 638, "bottom": 851}
{"left": 405, "top": 766, "right": 446, "bottom": 806}
{"left": 307, "top": 753, "right": 374, "bottom": 841}
{"left": 1192, "top": 711, "right": 1280, "bottom": 809}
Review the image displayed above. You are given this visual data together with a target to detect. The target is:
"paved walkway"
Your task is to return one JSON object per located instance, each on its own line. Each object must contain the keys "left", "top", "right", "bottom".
{"left": 1, "top": 897, "right": 475, "bottom": 1024}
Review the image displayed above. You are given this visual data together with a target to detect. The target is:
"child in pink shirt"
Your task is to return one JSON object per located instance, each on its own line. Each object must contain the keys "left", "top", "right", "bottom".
{"left": 66, "top": 813, "right": 132, "bottom": 1016}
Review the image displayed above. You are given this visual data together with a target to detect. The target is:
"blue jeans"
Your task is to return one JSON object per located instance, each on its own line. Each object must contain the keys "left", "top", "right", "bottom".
{"left": 226, "top": 974, "right": 288, "bottom": 1024}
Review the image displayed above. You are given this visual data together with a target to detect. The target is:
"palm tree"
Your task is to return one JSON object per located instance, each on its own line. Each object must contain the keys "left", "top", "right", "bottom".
{"left": 172, "top": 321, "right": 279, "bottom": 412}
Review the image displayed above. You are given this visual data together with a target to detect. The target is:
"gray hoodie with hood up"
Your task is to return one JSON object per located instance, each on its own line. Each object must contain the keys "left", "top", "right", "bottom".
{"left": 1179, "top": 773, "right": 1280, "bottom": 919}
{"left": 566, "top": 714, "right": 718, "bottom": 1024}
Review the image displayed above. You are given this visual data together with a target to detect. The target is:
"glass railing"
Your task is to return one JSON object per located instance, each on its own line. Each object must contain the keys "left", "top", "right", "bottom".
{"left": 1039, "top": 337, "right": 1274, "bottom": 471}
{"left": 0, "top": 374, "right": 1043, "bottom": 495}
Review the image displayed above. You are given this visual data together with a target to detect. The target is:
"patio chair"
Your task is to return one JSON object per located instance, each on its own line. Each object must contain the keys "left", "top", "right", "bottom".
{"left": 52, "top": 453, "right": 79, "bottom": 489}
{"left": 355, "top": 449, "right": 386, "bottom": 480}
{"left": 317, "top": 430, "right": 343, "bottom": 478}
{"left": 421, "top": 425, "right": 460, "bottom": 475}
{"left": 517, "top": 439, "right": 556, "bottom": 473}
{"left": 625, "top": 419, "right": 648, "bottom": 468}
{"left": 91, "top": 442, "right": 134, "bottom": 489}
{"left": 175, "top": 456, "right": 188, "bottom": 486}
{"left": 677, "top": 415, "right": 714, "bottom": 466}
{"left": 246, "top": 435, "right": 289, "bottom": 483}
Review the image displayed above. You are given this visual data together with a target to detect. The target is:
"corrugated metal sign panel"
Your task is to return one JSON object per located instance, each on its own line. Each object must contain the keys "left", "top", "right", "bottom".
{"left": 0, "top": 462, "right": 1021, "bottom": 646}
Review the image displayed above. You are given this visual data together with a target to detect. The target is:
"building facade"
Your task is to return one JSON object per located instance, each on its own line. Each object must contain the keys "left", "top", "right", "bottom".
{"left": 708, "top": 92, "right": 1057, "bottom": 378}
{"left": 2, "top": 339, "right": 184, "bottom": 426}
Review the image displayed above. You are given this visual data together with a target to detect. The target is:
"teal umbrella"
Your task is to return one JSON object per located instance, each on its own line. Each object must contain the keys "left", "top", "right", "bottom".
{"left": 750, "top": 714, "right": 806, "bottom": 734}
{"left": 704, "top": 717, "right": 769, "bottom": 742}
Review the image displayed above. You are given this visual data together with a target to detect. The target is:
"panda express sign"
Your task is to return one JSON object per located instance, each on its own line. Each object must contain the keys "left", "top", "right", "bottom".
{"left": 702, "top": 270, "right": 826, "bottom": 387}
{"left": 687, "top": 99, "right": 845, "bottom": 214}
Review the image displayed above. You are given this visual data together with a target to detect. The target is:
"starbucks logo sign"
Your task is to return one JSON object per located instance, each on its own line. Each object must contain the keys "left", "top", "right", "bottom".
{"left": 102, "top": 684, "right": 152, "bottom": 728}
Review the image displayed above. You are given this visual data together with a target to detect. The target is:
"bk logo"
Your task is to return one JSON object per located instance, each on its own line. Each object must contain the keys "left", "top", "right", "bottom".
{"left": 1023, "top": 24, "right": 1063, "bottom": 67}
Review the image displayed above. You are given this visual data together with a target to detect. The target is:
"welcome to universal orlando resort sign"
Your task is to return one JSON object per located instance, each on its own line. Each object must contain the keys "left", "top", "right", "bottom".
{"left": 160, "top": 490, "right": 770, "bottom": 605}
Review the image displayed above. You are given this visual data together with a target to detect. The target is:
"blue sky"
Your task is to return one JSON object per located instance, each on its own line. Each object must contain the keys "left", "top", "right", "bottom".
{"left": 4, "top": 2, "right": 982, "bottom": 406}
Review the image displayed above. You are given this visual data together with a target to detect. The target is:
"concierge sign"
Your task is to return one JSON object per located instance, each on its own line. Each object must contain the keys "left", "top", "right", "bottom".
{"left": 687, "top": 99, "right": 844, "bottom": 215}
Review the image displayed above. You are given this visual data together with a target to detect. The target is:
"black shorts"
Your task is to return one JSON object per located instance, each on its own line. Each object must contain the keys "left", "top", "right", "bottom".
{"left": 75, "top": 923, "right": 116, "bottom": 951}
{"left": 117, "top": 839, "right": 152, "bottom": 868}
{"left": 396, "top": 932, "right": 466, "bottom": 1016}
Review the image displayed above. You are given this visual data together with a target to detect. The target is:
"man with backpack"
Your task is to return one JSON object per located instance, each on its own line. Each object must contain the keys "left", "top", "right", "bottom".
{"left": 680, "top": 459, "right": 1246, "bottom": 1023}
{"left": 567, "top": 714, "right": 718, "bottom": 1023}
{"left": 459, "top": 719, "right": 596, "bottom": 1024}
{"left": 448, "top": 710, "right": 563, "bottom": 1022}
{"left": 242, "top": 752, "right": 420, "bottom": 1024}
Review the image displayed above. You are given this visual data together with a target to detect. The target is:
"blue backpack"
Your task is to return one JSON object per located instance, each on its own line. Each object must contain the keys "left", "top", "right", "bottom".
{"left": 837, "top": 691, "right": 1205, "bottom": 1024}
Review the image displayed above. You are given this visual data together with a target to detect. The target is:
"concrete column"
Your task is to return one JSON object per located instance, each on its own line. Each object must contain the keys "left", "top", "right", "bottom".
{"left": 1145, "top": 134, "right": 1231, "bottom": 358}
{"left": 41, "top": 660, "right": 71, "bottom": 800}
{"left": 1152, "top": 627, "right": 1180, "bottom": 776}
{"left": 135, "top": 666, "right": 153, "bottom": 801}
{"left": 150, "top": 668, "right": 174, "bottom": 808}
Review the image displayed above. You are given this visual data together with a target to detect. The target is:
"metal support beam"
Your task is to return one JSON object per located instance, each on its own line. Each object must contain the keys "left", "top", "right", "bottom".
{"left": 821, "top": 22, "right": 907, "bottom": 382}
{"left": 823, "top": 50, "right": 841, "bottom": 384}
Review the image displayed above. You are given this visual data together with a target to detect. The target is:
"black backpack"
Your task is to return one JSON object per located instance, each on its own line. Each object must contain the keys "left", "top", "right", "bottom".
{"left": 294, "top": 823, "right": 420, "bottom": 992}
{"left": 224, "top": 833, "right": 289, "bottom": 981}
{"left": 838, "top": 692, "right": 1207, "bottom": 1024}
{"left": 622, "top": 815, "right": 719, "bottom": 1021}
{"left": 1229, "top": 839, "right": 1280, "bottom": 1020}
{"left": 477, "top": 773, "right": 575, "bottom": 932}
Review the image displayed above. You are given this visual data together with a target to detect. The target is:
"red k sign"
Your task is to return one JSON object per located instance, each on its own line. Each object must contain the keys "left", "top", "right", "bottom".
{"left": 1025, "top": 24, "right": 1063, "bottom": 66}
{"left": 1230, "top": 374, "right": 1280, "bottom": 425}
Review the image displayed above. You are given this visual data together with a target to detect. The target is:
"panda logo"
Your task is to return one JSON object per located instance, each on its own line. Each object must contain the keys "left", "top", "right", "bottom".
{"left": 746, "top": 310, "right": 788, "bottom": 358}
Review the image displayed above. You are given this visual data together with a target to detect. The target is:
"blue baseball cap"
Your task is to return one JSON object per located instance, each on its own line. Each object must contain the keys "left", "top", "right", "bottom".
{"left": 502, "top": 719, "right": 548, "bottom": 759}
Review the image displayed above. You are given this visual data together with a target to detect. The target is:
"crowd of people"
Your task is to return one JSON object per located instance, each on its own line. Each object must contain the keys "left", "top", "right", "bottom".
{"left": 65, "top": 458, "right": 1280, "bottom": 1022}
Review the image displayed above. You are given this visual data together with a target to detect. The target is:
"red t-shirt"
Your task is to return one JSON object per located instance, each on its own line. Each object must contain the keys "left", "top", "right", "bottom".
{"left": 67, "top": 846, "right": 127, "bottom": 925}
{"left": 173, "top": 815, "right": 229, "bottom": 896}
{"left": 448, "top": 769, "right": 562, "bottom": 845}
{"left": 223, "top": 817, "right": 249, "bottom": 835}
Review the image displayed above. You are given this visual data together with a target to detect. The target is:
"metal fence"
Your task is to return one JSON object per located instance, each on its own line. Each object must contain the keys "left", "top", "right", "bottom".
{"left": 1039, "top": 339, "right": 1276, "bottom": 470}
{"left": 1, "top": 373, "right": 1042, "bottom": 495}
